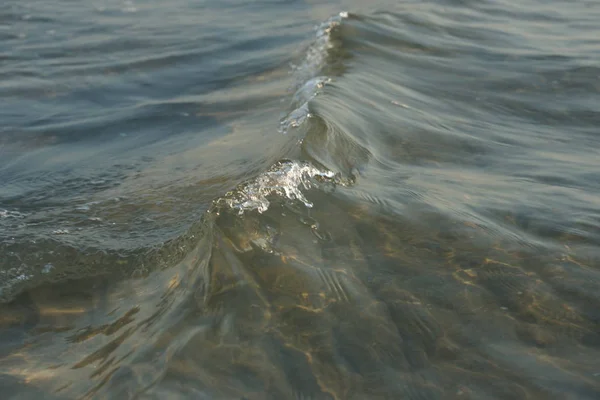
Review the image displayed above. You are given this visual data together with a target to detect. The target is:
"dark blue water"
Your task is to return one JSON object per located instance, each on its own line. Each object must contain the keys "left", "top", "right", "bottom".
{"left": 1, "top": 0, "right": 600, "bottom": 398}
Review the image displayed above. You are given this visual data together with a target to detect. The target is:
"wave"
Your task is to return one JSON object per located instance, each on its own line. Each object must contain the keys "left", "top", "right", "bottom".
{"left": 3, "top": 7, "right": 600, "bottom": 399}
{"left": 279, "top": 11, "right": 347, "bottom": 134}
{"left": 0, "top": 12, "right": 352, "bottom": 304}
{"left": 0, "top": 11, "right": 350, "bottom": 300}
{"left": 0, "top": 15, "right": 355, "bottom": 398}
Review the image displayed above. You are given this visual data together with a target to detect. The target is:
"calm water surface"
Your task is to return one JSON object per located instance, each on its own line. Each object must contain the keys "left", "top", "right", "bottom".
{"left": 1, "top": 0, "right": 600, "bottom": 398}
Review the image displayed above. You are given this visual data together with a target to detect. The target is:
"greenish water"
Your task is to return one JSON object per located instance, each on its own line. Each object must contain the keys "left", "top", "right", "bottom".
{"left": 1, "top": 1, "right": 600, "bottom": 398}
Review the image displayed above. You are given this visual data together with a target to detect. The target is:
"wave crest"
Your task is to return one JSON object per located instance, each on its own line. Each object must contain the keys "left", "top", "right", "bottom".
{"left": 279, "top": 11, "right": 348, "bottom": 134}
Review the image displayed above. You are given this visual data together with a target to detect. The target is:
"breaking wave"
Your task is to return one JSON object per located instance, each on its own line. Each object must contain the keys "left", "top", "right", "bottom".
{"left": 0, "top": 11, "right": 350, "bottom": 303}
{"left": 220, "top": 12, "right": 349, "bottom": 215}
{"left": 217, "top": 160, "right": 335, "bottom": 214}
{"left": 3, "top": 6, "right": 600, "bottom": 399}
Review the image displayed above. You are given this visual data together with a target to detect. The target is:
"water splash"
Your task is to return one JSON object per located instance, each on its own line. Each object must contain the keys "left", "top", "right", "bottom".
{"left": 218, "top": 160, "right": 335, "bottom": 215}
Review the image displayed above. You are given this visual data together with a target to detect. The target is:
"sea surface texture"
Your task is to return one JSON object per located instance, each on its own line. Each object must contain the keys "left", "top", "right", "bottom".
{"left": 1, "top": 0, "right": 600, "bottom": 399}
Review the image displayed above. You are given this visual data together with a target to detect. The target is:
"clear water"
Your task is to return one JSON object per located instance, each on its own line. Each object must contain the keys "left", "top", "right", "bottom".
{"left": 1, "top": 0, "right": 600, "bottom": 398}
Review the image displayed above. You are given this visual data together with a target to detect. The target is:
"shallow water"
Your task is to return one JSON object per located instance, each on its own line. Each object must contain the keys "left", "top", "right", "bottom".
{"left": 1, "top": 0, "right": 600, "bottom": 399}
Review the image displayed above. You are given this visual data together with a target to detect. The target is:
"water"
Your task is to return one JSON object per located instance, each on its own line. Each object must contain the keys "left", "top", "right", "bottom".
{"left": 1, "top": 0, "right": 600, "bottom": 398}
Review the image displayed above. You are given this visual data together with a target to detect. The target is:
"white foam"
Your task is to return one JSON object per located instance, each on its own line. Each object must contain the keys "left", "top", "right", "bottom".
{"left": 0, "top": 209, "right": 26, "bottom": 219}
